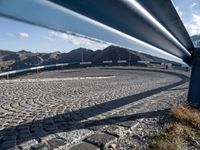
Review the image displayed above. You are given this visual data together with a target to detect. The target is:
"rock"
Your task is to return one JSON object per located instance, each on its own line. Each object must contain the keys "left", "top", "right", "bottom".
{"left": 103, "top": 125, "right": 129, "bottom": 137}
{"left": 108, "top": 143, "right": 117, "bottom": 150}
{"left": 117, "top": 121, "right": 139, "bottom": 130}
{"left": 84, "top": 133, "right": 117, "bottom": 148}
{"left": 56, "top": 129, "right": 93, "bottom": 146}
{"left": 47, "top": 137, "right": 66, "bottom": 149}
{"left": 70, "top": 142, "right": 100, "bottom": 150}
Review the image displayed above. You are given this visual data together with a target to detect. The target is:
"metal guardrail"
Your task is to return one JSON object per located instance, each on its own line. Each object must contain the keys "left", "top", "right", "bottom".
{"left": 102, "top": 60, "right": 113, "bottom": 64}
{"left": 50, "top": 0, "right": 192, "bottom": 63}
{"left": 0, "top": 61, "right": 190, "bottom": 78}
{"left": 0, "top": 0, "right": 197, "bottom": 106}
{"left": 0, "top": 0, "right": 193, "bottom": 64}
{"left": 117, "top": 60, "right": 127, "bottom": 63}
{"left": 0, "top": 63, "right": 69, "bottom": 78}
{"left": 80, "top": 61, "right": 92, "bottom": 65}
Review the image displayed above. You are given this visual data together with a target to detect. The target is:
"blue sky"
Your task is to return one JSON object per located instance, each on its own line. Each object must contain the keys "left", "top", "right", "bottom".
{"left": 0, "top": 0, "right": 199, "bottom": 53}
{"left": 0, "top": 16, "right": 109, "bottom": 53}
{"left": 172, "top": 0, "right": 200, "bottom": 36}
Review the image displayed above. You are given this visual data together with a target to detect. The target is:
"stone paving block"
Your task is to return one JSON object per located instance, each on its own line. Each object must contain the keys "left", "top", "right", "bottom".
{"left": 103, "top": 125, "right": 129, "bottom": 137}
{"left": 19, "top": 139, "right": 38, "bottom": 150}
{"left": 0, "top": 67, "right": 189, "bottom": 149}
{"left": 47, "top": 137, "right": 67, "bottom": 149}
{"left": 70, "top": 142, "right": 100, "bottom": 150}
{"left": 117, "top": 121, "right": 139, "bottom": 130}
{"left": 30, "top": 142, "right": 50, "bottom": 150}
{"left": 88, "top": 124, "right": 108, "bottom": 132}
{"left": 56, "top": 129, "right": 93, "bottom": 146}
{"left": 84, "top": 133, "right": 117, "bottom": 148}
{"left": 39, "top": 134, "right": 57, "bottom": 143}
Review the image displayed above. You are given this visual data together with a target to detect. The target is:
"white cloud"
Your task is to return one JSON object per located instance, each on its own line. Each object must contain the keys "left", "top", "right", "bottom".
{"left": 186, "top": 14, "right": 200, "bottom": 35}
{"left": 18, "top": 32, "right": 29, "bottom": 38}
{"left": 190, "top": 2, "right": 197, "bottom": 9}
{"left": 46, "top": 31, "right": 109, "bottom": 49}
{"left": 7, "top": 32, "right": 29, "bottom": 39}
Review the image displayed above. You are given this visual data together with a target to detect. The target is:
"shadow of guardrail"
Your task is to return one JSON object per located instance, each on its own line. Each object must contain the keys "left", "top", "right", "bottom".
{"left": 0, "top": 68, "right": 189, "bottom": 149}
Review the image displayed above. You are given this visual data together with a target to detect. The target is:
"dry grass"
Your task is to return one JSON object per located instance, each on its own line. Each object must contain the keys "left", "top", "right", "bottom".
{"left": 171, "top": 105, "right": 200, "bottom": 128}
{"left": 150, "top": 123, "right": 200, "bottom": 150}
{"left": 150, "top": 125, "right": 184, "bottom": 150}
{"left": 149, "top": 105, "right": 200, "bottom": 150}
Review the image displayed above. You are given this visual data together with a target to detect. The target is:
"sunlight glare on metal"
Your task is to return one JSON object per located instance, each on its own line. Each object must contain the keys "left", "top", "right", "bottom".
{"left": 0, "top": 0, "right": 189, "bottom": 64}
{"left": 124, "top": 0, "right": 191, "bottom": 57}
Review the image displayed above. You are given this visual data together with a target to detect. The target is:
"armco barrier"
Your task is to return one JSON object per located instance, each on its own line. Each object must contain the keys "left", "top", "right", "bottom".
{"left": 0, "top": 61, "right": 190, "bottom": 79}
{"left": 117, "top": 60, "right": 127, "bottom": 63}
{"left": 0, "top": 0, "right": 196, "bottom": 106}
{"left": 103, "top": 60, "right": 113, "bottom": 64}
{"left": 137, "top": 60, "right": 150, "bottom": 64}
{"left": 149, "top": 61, "right": 162, "bottom": 65}
{"left": 80, "top": 62, "right": 92, "bottom": 65}
{"left": 0, "top": 63, "right": 69, "bottom": 78}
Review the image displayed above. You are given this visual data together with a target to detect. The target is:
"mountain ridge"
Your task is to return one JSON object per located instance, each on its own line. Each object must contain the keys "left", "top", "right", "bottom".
{"left": 0, "top": 45, "right": 174, "bottom": 71}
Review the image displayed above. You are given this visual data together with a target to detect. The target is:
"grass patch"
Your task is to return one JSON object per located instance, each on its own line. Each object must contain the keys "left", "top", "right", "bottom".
{"left": 149, "top": 105, "right": 200, "bottom": 150}
{"left": 171, "top": 105, "right": 200, "bottom": 128}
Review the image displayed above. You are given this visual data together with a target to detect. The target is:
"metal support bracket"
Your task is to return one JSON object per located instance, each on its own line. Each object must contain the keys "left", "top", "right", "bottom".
{"left": 188, "top": 48, "right": 200, "bottom": 107}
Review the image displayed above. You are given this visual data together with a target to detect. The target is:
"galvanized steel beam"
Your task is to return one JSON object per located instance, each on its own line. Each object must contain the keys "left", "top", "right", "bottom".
{"left": 0, "top": 0, "right": 193, "bottom": 64}
{"left": 49, "top": 0, "right": 193, "bottom": 64}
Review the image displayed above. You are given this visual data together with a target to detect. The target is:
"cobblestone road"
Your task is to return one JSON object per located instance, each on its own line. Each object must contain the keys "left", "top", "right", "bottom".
{"left": 0, "top": 67, "right": 190, "bottom": 150}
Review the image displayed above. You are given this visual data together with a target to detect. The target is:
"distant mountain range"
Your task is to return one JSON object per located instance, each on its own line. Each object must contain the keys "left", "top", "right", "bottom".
{"left": 191, "top": 34, "right": 200, "bottom": 48}
{"left": 0, "top": 45, "right": 174, "bottom": 71}
{"left": 1, "top": 34, "right": 199, "bottom": 71}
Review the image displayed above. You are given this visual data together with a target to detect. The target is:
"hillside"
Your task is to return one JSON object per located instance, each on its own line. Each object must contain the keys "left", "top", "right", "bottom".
{"left": 0, "top": 46, "right": 172, "bottom": 71}
{"left": 0, "top": 49, "right": 15, "bottom": 61}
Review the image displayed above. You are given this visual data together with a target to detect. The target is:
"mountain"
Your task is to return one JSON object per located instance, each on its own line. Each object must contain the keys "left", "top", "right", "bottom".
{"left": 0, "top": 49, "right": 14, "bottom": 61}
{"left": 10, "top": 55, "right": 44, "bottom": 70}
{"left": 0, "top": 46, "right": 173, "bottom": 71}
{"left": 60, "top": 48, "right": 95, "bottom": 63}
{"left": 3, "top": 50, "right": 36, "bottom": 62}
{"left": 42, "top": 51, "right": 62, "bottom": 64}
{"left": 191, "top": 34, "right": 200, "bottom": 48}
{"left": 91, "top": 46, "right": 149, "bottom": 63}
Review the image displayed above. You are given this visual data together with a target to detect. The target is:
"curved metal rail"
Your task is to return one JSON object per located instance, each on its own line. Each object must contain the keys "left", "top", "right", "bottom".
{"left": 0, "top": 0, "right": 194, "bottom": 64}
{"left": 50, "top": 0, "right": 193, "bottom": 63}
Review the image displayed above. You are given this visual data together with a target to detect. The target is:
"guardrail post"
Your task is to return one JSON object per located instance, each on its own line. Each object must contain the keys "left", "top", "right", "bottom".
{"left": 188, "top": 48, "right": 200, "bottom": 107}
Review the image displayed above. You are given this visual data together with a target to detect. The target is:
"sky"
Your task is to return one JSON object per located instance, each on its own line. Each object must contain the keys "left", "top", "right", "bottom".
{"left": 172, "top": 0, "right": 200, "bottom": 36}
{"left": 0, "top": 0, "right": 200, "bottom": 53}
{"left": 0, "top": 16, "right": 109, "bottom": 53}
